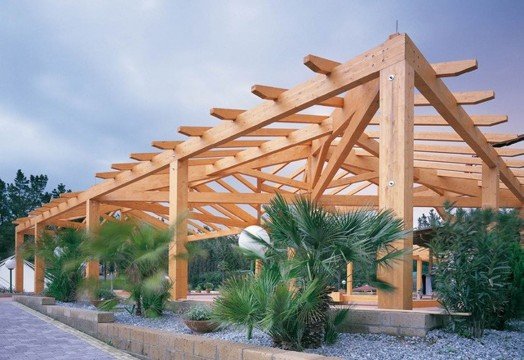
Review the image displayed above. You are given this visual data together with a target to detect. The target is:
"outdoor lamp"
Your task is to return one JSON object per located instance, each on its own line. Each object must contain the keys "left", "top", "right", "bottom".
{"left": 5, "top": 258, "right": 16, "bottom": 293}
{"left": 238, "top": 225, "right": 270, "bottom": 258}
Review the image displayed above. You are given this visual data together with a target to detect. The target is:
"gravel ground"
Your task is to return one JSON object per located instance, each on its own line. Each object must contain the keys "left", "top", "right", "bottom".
{"left": 56, "top": 302, "right": 524, "bottom": 359}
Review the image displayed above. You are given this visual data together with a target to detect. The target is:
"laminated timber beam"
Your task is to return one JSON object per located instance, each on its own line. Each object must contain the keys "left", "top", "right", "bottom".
{"left": 377, "top": 60, "right": 414, "bottom": 310}
{"left": 251, "top": 84, "right": 494, "bottom": 107}
{"left": 311, "top": 79, "right": 380, "bottom": 199}
{"left": 405, "top": 35, "right": 524, "bottom": 201}
{"left": 304, "top": 54, "right": 478, "bottom": 78}
{"left": 184, "top": 192, "right": 522, "bottom": 208}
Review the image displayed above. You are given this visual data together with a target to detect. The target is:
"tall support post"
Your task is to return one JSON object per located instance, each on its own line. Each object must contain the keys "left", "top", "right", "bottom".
{"left": 33, "top": 224, "right": 45, "bottom": 294}
{"left": 416, "top": 259, "right": 423, "bottom": 294}
{"left": 346, "top": 262, "right": 353, "bottom": 295}
{"left": 85, "top": 199, "right": 100, "bottom": 279}
{"left": 169, "top": 158, "right": 189, "bottom": 300}
{"left": 255, "top": 178, "right": 263, "bottom": 275}
{"left": 377, "top": 60, "right": 414, "bottom": 310}
{"left": 14, "top": 230, "right": 24, "bottom": 292}
{"left": 481, "top": 164, "right": 499, "bottom": 210}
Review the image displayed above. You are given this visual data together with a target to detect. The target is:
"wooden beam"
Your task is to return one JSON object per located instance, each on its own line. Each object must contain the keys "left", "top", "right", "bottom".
{"left": 304, "top": 54, "right": 478, "bottom": 78}
{"left": 482, "top": 164, "right": 499, "bottom": 209}
{"left": 432, "top": 59, "right": 478, "bottom": 77}
{"left": 169, "top": 159, "right": 189, "bottom": 300}
{"left": 411, "top": 144, "right": 524, "bottom": 157}
{"left": 205, "top": 116, "right": 334, "bottom": 176}
{"left": 303, "top": 54, "right": 340, "bottom": 75}
{"left": 312, "top": 79, "right": 380, "bottom": 199}
{"left": 328, "top": 172, "right": 379, "bottom": 188}
{"left": 249, "top": 86, "right": 494, "bottom": 109}
{"left": 406, "top": 36, "right": 524, "bottom": 202}
{"left": 188, "top": 228, "right": 242, "bottom": 242}
{"left": 15, "top": 230, "right": 24, "bottom": 292}
{"left": 414, "top": 90, "right": 494, "bottom": 106}
{"left": 185, "top": 192, "right": 522, "bottom": 208}
{"left": 370, "top": 114, "right": 507, "bottom": 127}
{"left": 377, "top": 60, "right": 414, "bottom": 310}
{"left": 367, "top": 131, "right": 517, "bottom": 143}
{"left": 85, "top": 199, "right": 100, "bottom": 279}
{"left": 34, "top": 224, "right": 45, "bottom": 294}
{"left": 252, "top": 85, "right": 343, "bottom": 107}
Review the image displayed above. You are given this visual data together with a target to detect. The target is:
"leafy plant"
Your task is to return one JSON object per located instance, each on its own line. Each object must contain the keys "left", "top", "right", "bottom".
{"left": 21, "top": 228, "right": 85, "bottom": 301}
{"left": 204, "top": 282, "right": 213, "bottom": 291}
{"left": 186, "top": 305, "right": 213, "bottom": 321}
{"left": 82, "top": 219, "right": 173, "bottom": 317}
{"left": 214, "top": 195, "right": 406, "bottom": 350}
{"left": 429, "top": 207, "right": 522, "bottom": 337}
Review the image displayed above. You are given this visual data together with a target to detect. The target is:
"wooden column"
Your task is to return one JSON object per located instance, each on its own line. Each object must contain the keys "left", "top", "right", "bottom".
{"left": 416, "top": 259, "right": 423, "bottom": 294}
{"left": 168, "top": 159, "right": 189, "bottom": 300}
{"left": 481, "top": 164, "right": 499, "bottom": 210}
{"left": 377, "top": 60, "right": 414, "bottom": 310}
{"left": 14, "top": 230, "right": 24, "bottom": 293}
{"left": 33, "top": 224, "right": 45, "bottom": 294}
{"left": 255, "top": 178, "right": 263, "bottom": 275}
{"left": 85, "top": 199, "right": 100, "bottom": 279}
{"left": 346, "top": 262, "right": 353, "bottom": 295}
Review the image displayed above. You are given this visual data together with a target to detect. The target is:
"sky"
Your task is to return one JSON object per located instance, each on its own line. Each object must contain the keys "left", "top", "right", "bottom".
{"left": 0, "top": 0, "right": 523, "bottom": 193}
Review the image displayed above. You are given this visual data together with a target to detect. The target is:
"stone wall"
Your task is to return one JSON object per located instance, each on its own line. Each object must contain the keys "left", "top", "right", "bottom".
{"left": 337, "top": 308, "right": 446, "bottom": 337}
{"left": 13, "top": 295, "right": 339, "bottom": 360}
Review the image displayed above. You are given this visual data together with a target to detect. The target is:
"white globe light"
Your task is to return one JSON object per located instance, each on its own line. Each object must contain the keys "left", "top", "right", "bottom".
{"left": 238, "top": 225, "right": 270, "bottom": 257}
{"left": 54, "top": 247, "right": 64, "bottom": 258}
{"left": 5, "top": 258, "right": 16, "bottom": 270}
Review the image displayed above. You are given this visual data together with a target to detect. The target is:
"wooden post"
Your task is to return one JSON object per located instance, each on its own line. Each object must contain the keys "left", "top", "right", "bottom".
{"left": 85, "top": 199, "right": 100, "bottom": 279}
{"left": 255, "top": 178, "right": 263, "bottom": 275}
{"left": 169, "top": 159, "right": 189, "bottom": 300}
{"left": 346, "top": 262, "right": 353, "bottom": 295}
{"left": 14, "top": 230, "right": 24, "bottom": 293}
{"left": 416, "top": 259, "right": 423, "bottom": 294}
{"left": 377, "top": 60, "right": 414, "bottom": 310}
{"left": 33, "top": 224, "right": 45, "bottom": 294}
{"left": 481, "top": 164, "right": 499, "bottom": 210}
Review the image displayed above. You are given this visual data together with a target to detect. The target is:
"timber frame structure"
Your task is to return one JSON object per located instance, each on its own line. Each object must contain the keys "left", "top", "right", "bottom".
{"left": 13, "top": 33, "right": 523, "bottom": 310}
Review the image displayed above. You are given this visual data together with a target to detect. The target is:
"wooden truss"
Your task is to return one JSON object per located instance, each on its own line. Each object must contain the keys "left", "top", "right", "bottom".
{"left": 13, "top": 34, "right": 523, "bottom": 310}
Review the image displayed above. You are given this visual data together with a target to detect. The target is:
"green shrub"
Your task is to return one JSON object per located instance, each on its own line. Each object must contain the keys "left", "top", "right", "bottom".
{"left": 429, "top": 207, "right": 523, "bottom": 337}
{"left": 83, "top": 220, "right": 173, "bottom": 316}
{"left": 22, "top": 229, "right": 85, "bottom": 301}
{"left": 186, "top": 305, "right": 212, "bottom": 321}
{"left": 204, "top": 282, "right": 213, "bottom": 291}
{"left": 214, "top": 195, "right": 405, "bottom": 350}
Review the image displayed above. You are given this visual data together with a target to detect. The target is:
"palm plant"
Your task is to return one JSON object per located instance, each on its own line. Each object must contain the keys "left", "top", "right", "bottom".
{"left": 83, "top": 219, "right": 173, "bottom": 317}
{"left": 21, "top": 228, "right": 85, "bottom": 301}
{"left": 214, "top": 194, "right": 407, "bottom": 349}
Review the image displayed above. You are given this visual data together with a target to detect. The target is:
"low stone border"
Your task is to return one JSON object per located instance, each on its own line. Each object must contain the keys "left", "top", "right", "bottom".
{"left": 336, "top": 307, "right": 448, "bottom": 337}
{"left": 13, "top": 295, "right": 340, "bottom": 360}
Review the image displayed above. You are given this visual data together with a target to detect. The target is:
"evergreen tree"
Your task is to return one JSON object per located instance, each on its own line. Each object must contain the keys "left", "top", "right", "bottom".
{"left": 0, "top": 170, "right": 70, "bottom": 259}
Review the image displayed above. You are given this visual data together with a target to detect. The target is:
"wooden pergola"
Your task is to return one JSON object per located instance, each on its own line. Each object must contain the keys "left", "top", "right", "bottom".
{"left": 13, "top": 33, "right": 523, "bottom": 310}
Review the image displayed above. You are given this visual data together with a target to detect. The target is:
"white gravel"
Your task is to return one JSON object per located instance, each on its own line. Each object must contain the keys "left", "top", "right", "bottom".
{"left": 56, "top": 302, "right": 524, "bottom": 359}
{"left": 115, "top": 310, "right": 523, "bottom": 360}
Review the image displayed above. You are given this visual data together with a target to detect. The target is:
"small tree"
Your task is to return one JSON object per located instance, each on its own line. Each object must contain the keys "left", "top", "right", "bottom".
{"left": 429, "top": 207, "right": 522, "bottom": 337}
{"left": 22, "top": 228, "right": 85, "bottom": 301}
{"left": 83, "top": 220, "right": 173, "bottom": 317}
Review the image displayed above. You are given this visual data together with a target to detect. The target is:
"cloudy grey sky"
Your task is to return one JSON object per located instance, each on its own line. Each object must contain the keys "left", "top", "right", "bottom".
{"left": 0, "top": 0, "right": 523, "bottom": 191}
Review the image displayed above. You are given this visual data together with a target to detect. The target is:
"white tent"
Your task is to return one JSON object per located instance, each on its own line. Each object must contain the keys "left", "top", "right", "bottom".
{"left": 0, "top": 255, "right": 49, "bottom": 293}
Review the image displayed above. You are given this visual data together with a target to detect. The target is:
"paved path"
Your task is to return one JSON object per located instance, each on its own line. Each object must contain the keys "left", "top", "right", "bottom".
{"left": 0, "top": 298, "right": 135, "bottom": 360}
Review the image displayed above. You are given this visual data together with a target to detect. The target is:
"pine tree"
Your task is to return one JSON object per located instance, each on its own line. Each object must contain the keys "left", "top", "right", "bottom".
{"left": 0, "top": 170, "right": 70, "bottom": 259}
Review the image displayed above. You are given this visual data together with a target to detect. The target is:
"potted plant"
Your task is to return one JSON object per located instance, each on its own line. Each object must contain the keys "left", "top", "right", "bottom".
{"left": 195, "top": 284, "right": 203, "bottom": 293}
{"left": 183, "top": 305, "right": 218, "bottom": 333}
{"left": 204, "top": 282, "right": 213, "bottom": 293}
